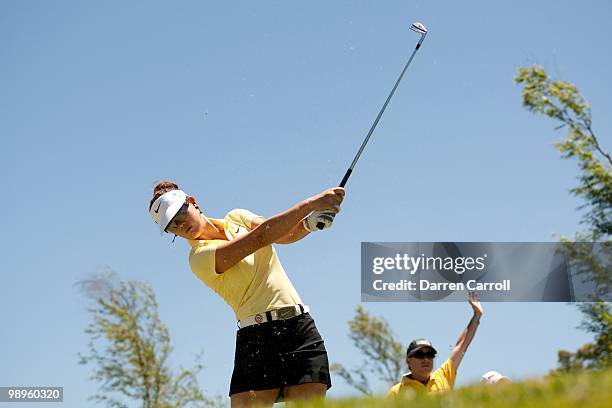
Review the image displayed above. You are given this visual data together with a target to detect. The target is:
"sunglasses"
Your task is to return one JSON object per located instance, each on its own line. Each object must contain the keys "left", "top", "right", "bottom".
{"left": 176, "top": 201, "right": 190, "bottom": 216}
{"left": 165, "top": 201, "right": 190, "bottom": 232}
{"left": 410, "top": 350, "right": 436, "bottom": 359}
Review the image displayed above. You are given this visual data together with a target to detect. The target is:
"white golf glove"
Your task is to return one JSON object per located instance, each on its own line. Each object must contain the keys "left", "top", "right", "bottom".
{"left": 303, "top": 210, "right": 336, "bottom": 232}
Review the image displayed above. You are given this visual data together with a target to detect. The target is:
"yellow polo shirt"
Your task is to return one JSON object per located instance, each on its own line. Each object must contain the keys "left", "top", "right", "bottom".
{"left": 387, "top": 358, "right": 456, "bottom": 396}
{"left": 188, "top": 209, "right": 302, "bottom": 321}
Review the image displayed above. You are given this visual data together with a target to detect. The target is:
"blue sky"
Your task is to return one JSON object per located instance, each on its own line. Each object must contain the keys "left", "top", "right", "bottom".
{"left": 1, "top": 0, "right": 611, "bottom": 406}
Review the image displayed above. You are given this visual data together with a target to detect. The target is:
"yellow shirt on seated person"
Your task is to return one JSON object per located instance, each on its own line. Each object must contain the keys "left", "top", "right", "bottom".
{"left": 387, "top": 358, "right": 456, "bottom": 396}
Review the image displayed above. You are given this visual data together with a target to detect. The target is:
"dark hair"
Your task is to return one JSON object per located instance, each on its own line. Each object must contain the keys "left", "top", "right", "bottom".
{"left": 149, "top": 181, "right": 179, "bottom": 210}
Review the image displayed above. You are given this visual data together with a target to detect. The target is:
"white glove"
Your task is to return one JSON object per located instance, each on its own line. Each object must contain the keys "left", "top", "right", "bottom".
{"left": 303, "top": 210, "right": 336, "bottom": 232}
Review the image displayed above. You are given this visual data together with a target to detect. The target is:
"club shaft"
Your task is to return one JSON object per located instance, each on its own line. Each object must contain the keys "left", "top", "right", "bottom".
{"left": 339, "top": 40, "right": 423, "bottom": 188}
{"left": 316, "top": 32, "right": 425, "bottom": 230}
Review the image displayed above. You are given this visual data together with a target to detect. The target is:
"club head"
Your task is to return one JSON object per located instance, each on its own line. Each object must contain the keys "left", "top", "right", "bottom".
{"left": 410, "top": 22, "right": 428, "bottom": 35}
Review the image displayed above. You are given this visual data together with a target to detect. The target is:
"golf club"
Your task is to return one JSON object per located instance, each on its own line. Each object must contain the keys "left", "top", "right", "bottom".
{"left": 317, "top": 21, "right": 428, "bottom": 230}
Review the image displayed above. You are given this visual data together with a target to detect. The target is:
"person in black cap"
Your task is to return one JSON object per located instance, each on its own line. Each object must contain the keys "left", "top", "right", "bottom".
{"left": 387, "top": 292, "right": 483, "bottom": 395}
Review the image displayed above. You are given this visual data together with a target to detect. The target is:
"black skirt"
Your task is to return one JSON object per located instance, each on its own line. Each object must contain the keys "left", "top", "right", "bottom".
{"left": 229, "top": 312, "right": 332, "bottom": 396}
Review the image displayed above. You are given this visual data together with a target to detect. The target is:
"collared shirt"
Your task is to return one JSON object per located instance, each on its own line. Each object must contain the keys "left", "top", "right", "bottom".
{"left": 387, "top": 358, "right": 456, "bottom": 396}
{"left": 188, "top": 209, "right": 302, "bottom": 321}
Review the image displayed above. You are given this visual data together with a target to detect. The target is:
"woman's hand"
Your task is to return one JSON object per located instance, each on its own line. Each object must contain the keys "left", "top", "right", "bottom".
{"left": 468, "top": 291, "right": 483, "bottom": 318}
{"left": 303, "top": 210, "right": 336, "bottom": 232}
{"left": 308, "top": 187, "right": 345, "bottom": 212}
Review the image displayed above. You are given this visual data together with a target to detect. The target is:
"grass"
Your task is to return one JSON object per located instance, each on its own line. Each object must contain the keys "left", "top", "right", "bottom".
{"left": 293, "top": 369, "right": 612, "bottom": 408}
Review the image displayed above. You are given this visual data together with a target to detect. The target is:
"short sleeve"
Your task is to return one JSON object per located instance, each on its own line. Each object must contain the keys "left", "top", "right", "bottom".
{"left": 226, "top": 209, "right": 264, "bottom": 229}
{"left": 436, "top": 358, "right": 457, "bottom": 388}
{"left": 386, "top": 383, "right": 401, "bottom": 397}
{"left": 189, "top": 243, "right": 218, "bottom": 282}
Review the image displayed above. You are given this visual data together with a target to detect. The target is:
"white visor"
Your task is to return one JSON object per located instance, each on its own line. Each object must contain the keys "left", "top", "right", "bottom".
{"left": 149, "top": 189, "right": 188, "bottom": 234}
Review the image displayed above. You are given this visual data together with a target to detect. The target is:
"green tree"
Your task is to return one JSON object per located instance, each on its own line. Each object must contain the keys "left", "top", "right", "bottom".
{"left": 330, "top": 305, "right": 405, "bottom": 395}
{"left": 515, "top": 65, "right": 611, "bottom": 370}
{"left": 77, "top": 269, "right": 217, "bottom": 408}
{"left": 557, "top": 302, "right": 612, "bottom": 371}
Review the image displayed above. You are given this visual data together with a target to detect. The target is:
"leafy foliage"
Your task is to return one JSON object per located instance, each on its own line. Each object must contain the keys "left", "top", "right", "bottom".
{"left": 516, "top": 65, "right": 611, "bottom": 371}
{"left": 331, "top": 305, "right": 405, "bottom": 395}
{"left": 557, "top": 302, "right": 612, "bottom": 371}
{"left": 515, "top": 66, "right": 612, "bottom": 240}
{"left": 77, "top": 269, "right": 217, "bottom": 408}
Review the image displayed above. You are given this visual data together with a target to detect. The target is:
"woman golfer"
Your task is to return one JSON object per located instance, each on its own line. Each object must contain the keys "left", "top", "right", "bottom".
{"left": 149, "top": 181, "right": 344, "bottom": 407}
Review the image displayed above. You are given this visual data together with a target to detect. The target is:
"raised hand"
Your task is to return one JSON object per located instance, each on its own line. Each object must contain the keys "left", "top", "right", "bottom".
{"left": 468, "top": 291, "right": 483, "bottom": 317}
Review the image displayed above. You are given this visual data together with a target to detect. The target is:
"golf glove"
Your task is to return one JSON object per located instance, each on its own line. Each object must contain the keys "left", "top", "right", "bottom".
{"left": 303, "top": 210, "right": 335, "bottom": 232}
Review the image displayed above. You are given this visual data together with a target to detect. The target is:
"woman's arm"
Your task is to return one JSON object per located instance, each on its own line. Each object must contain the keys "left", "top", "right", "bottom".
{"left": 273, "top": 219, "right": 311, "bottom": 244}
{"left": 249, "top": 216, "right": 310, "bottom": 245}
{"left": 214, "top": 187, "right": 344, "bottom": 273}
{"left": 449, "top": 292, "right": 483, "bottom": 370}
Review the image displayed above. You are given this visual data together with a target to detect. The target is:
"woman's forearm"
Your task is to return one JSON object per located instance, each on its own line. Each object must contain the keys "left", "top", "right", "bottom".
{"left": 215, "top": 188, "right": 344, "bottom": 273}
{"left": 275, "top": 220, "right": 311, "bottom": 244}
{"left": 254, "top": 187, "right": 343, "bottom": 245}
{"left": 449, "top": 313, "right": 481, "bottom": 369}
{"left": 215, "top": 200, "right": 313, "bottom": 273}
{"left": 256, "top": 200, "right": 314, "bottom": 245}
{"left": 459, "top": 314, "right": 481, "bottom": 350}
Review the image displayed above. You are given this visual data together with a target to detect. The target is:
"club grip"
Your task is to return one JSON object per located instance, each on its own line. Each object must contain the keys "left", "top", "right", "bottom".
{"left": 339, "top": 169, "right": 352, "bottom": 188}
{"left": 316, "top": 169, "right": 352, "bottom": 230}
{"left": 316, "top": 214, "right": 336, "bottom": 230}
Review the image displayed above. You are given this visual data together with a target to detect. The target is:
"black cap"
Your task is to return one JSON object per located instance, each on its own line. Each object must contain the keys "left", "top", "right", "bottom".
{"left": 406, "top": 338, "right": 437, "bottom": 357}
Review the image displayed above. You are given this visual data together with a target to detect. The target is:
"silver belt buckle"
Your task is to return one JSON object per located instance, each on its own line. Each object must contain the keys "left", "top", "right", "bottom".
{"left": 277, "top": 306, "right": 297, "bottom": 320}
